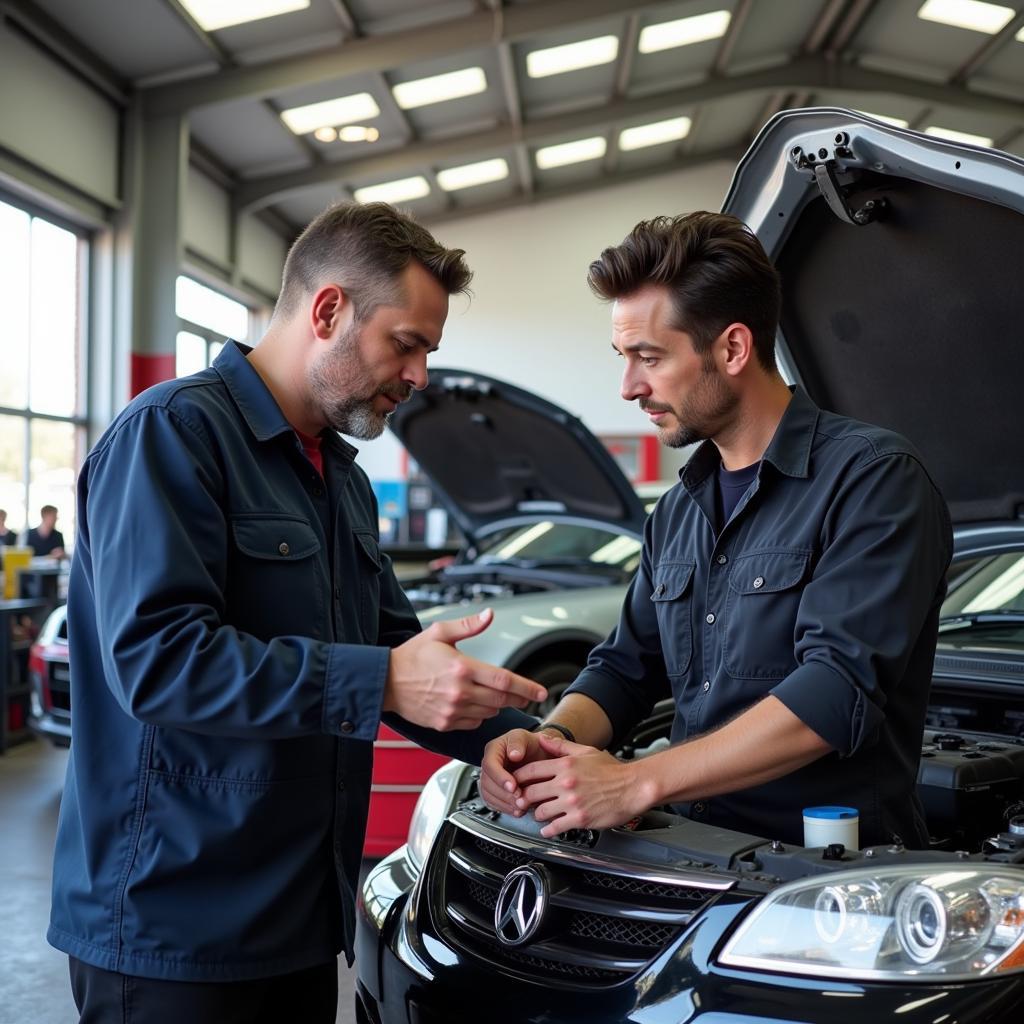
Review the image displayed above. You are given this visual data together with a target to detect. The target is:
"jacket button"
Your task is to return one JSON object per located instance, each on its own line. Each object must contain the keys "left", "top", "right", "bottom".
{"left": 337, "top": 780, "right": 346, "bottom": 792}
{"left": 693, "top": 801, "right": 706, "bottom": 814}
{"left": 278, "top": 542, "right": 290, "bottom": 556}
{"left": 702, "top": 680, "right": 710, "bottom": 692}
{"left": 753, "top": 576, "right": 764, "bottom": 589}
{"left": 313, "top": 486, "right": 323, "bottom": 498}
{"left": 340, "top": 721, "right": 354, "bottom": 734}
{"left": 705, "top": 612, "right": 716, "bottom": 624}
{"left": 716, "top": 554, "right": 728, "bottom": 565}
{"left": 655, "top": 583, "right": 666, "bottom": 596}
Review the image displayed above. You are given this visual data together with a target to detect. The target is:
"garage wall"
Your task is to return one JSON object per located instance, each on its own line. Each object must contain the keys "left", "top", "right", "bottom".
{"left": 183, "top": 166, "right": 232, "bottom": 272}
{"left": 356, "top": 159, "right": 734, "bottom": 481}
{"left": 0, "top": 22, "right": 119, "bottom": 209}
{"left": 238, "top": 214, "right": 288, "bottom": 300}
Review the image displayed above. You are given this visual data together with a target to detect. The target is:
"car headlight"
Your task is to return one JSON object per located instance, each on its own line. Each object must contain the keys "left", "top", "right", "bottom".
{"left": 719, "top": 866, "right": 1024, "bottom": 981}
{"left": 405, "top": 759, "right": 467, "bottom": 872}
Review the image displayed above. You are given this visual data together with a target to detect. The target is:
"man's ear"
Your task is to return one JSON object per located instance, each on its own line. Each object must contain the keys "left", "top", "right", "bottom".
{"left": 310, "top": 285, "right": 349, "bottom": 341}
{"left": 719, "top": 323, "right": 755, "bottom": 378}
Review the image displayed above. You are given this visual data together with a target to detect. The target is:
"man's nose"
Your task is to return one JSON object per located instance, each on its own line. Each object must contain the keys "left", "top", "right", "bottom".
{"left": 620, "top": 365, "right": 650, "bottom": 402}
{"left": 402, "top": 350, "right": 429, "bottom": 391}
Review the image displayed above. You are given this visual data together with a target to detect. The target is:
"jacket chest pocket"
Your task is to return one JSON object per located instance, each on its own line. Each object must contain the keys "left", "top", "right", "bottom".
{"left": 650, "top": 561, "right": 695, "bottom": 676}
{"left": 228, "top": 515, "right": 324, "bottom": 640}
{"left": 724, "top": 549, "right": 810, "bottom": 680}
{"left": 354, "top": 530, "right": 381, "bottom": 645}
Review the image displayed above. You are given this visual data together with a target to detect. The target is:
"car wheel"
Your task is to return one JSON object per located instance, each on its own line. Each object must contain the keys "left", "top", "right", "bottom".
{"left": 525, "top": 661, "right": 584, "bottom": 718}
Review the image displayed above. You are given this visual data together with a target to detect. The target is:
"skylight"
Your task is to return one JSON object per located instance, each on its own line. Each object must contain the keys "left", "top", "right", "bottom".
{"left": 638, "top": 10, "right": 732, "bottom": 54}
{"left": 353, "top": 176, "right": 431, "bottom": 205}
{"left": 392, "top": 67, "right": 488, "bottom": 110}
{"left": 925, "top": 125, "right": 994, "bottom": 146}
{"left": 526, "top": 36, "right": 619, "bottom": 78}
{"left": 436, "top": 158, "right": 510, "bottom": 191}
{"left": 280, "top": 93, "right": 380, "bottom": 135}
{"left": 535, "top": 137, "right": 607, "bottom": 169}
{"left": 619, "top": 116, "right": 692, "bottom": 151}
{"left": 178, "top": 0, "right": 310, "bottom": 32}
{"left": 917, "top": 0, "right": 1015, "bottom": 35}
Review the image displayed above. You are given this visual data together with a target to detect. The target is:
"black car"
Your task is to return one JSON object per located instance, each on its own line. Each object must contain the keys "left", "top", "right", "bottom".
{"left": 354, "top": 109, "right": 1024, "bottom": 1023}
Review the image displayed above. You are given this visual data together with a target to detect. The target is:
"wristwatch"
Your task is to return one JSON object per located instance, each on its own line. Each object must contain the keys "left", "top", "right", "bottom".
{"left": 531, "top": 721, "right": 576, "bottom": 744}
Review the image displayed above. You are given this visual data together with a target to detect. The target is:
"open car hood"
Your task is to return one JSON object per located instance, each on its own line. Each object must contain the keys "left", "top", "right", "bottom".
{"left": 388, "top": 368, "right": 648, "bottom": 542}
{"left": 722, "top": 108, "right": 1024, "bottom": 525}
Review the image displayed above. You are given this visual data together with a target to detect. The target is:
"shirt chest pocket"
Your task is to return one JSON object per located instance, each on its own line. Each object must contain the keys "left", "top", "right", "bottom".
{"left": 228, "top": 515, "right": 325, "bottom": 641}
{"left": 724, "top": 548, "right": 810, "bottom": 680}
{"left": 650, "top": 561, "right": 695, "bottom": 676}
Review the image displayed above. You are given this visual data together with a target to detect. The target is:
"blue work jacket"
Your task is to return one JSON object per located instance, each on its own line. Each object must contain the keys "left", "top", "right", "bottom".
{"left": 568, "top": 388, "right": 953, "bottom": 848}
{"left": 48, "top": 341, "right": 531, "bottom": 981}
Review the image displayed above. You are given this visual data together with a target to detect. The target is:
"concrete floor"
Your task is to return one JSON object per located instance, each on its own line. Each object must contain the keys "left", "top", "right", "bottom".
{"left": 0, "top": 740, "right": 364, "bottom": 1024}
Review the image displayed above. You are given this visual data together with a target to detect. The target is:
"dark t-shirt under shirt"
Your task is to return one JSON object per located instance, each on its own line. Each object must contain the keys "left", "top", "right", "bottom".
{"left": 716, "top": 460, "right": 760, "bottom": 532}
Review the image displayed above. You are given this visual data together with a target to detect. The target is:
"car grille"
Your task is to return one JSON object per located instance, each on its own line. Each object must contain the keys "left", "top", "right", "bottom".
{"left": 47, "top": 661, "right": 71, "bottom": 718}
{"left": 429, "top": 811, "right": 730, "bottom": 988}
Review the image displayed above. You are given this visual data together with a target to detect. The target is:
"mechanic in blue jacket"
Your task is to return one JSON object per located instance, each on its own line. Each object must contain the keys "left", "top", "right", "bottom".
{"left": 49, "top": 202, "right": 542, "bottom": 1023}
{"left": 480, "top": 212, "right": 952, "bottom": 851}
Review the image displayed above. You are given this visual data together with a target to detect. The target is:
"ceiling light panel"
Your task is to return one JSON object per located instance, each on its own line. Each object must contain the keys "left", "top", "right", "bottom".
{"left": 925, "top": 125, "right": 994, "bottom": 146}
{"left": 619, "top": 116, "right": 692, "bottom": 151}
{"left": 526, "top": 35, "right": 619, "bottom": 78}
{"left": 436, "top": 158, "right": 510, "bottom": 191}
{"left": 916, "top": 0, "right": 1015, "bottom": 34}
{"left": 280, "top": 93, "right": 380, "bottom": 135}
{"left": 393, "top": 67, "right": 488, "bottom": 110}
{"left": 535, "top": 137, "right": 607, "bottom": 170}
{"left": 179, "top": 0, "right": 310, "bottom": 32}
{"left": 856, "top": 110, "right": 911, "bottom": 128}
{"left": 353, "top": 176, "right": 431, "bottom": 204}
{"left": 638, "top": 10, "right": 732, "bottom": 54}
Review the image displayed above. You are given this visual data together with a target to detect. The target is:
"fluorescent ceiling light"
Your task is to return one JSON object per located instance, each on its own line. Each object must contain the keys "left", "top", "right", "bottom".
{"left": 619, "top": 116, "right": 692, "bottom": 151}
{"left": 925, "top": 125, "right": 994, "bottom": 146}
{"left": 179, "top": 0, "right": 310, "bottom": 32}
{"left": 354, "top": 176, "right": 431, "bottom": 205}
{"left": 393, "top": 67, "right": 487, "bottom": 109}
{"left": 436, "top": 158, "right": 510, "bottom": 191}
{"left": 535, "top": 136, "right": 607, "bottom": 169}
{"left": 638, "top": 10, "right": 731, "bottom": 54}
{"left": 917, "top": 0, "right": 1015, "bottom": 34}
{"left": 526, "top": 35, "right": 618, "bottom": 78}
{"left": 856, "top": 110, "right": 910, "bottom": 128}
{"left": 280, "top": 93, "right": 380, "bottom": 135}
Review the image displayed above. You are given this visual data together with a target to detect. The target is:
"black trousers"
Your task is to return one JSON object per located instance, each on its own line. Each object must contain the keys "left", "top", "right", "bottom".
{"left": 69, "top": 957, "right": 338, "bottom": 1024}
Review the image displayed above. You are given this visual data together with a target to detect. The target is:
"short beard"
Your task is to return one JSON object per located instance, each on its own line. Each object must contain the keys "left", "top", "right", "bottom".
{"left": 308, "top": 322, "right": 411, "bottom": 440}
{"left": 642, "top": 356, "right": 738, "bottom": 449}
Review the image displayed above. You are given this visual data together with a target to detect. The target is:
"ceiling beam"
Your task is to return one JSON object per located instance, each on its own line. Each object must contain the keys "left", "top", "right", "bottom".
{"left": 0, "top": 0, "right": 127, "bottom": 104}
{"left": 950, "top": 8, "right": 1024, "bottom": 85}
{"left": 825, "top": 0, "right": 877, "bottom": 56}
{"left": 712, "top": 0, "right": 753, "bottom": 75}
{"left": 801, "top": 0, "right": 850, "bottom": 54}
{"left": 234, "top": 54, "right": 1024, "bottom": 213}
{"left": 420, "top": 146, "right": 745, "bottom": 228}
{"left": 141, "top": 0, "right": 661, "bottom": 116}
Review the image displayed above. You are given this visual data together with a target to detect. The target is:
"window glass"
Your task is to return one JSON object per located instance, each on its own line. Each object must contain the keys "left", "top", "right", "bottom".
{"left": 28, "top": 419, "right": 79, "bottom": 543}
{"left": 176, "top": 331, "right": 208, "bottom": 378}
{"left": 0, "top": 201, "right": 31, "bottom": 409}
{"left": 0, "top": 414, "right": 27, "bottom": 535}
{"left": 176, "top": 276, "right": 249, "bottom": 340}
{"left": 29, "top": 218, "right": 80, "bottom": 416}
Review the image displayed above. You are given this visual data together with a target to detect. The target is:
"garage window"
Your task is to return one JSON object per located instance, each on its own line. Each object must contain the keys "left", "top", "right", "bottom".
{"left": 175, "top": 276, "right": 250, "bottom": 376}
{"left": 0, "top": 197, "right": 88, "bottom": 548}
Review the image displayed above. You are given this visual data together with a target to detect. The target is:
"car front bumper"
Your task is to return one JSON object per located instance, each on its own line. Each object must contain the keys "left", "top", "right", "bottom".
{"left": 356, "top": 845, "right": 1024, "bottom": 1024}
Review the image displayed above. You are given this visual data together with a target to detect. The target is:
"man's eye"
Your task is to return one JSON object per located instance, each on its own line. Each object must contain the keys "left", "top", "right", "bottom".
{"left": 641, "top": 357, "right": 658, "bottom": 367}
{"left": 395, "top": 339, "right": 413, "bottom": 354}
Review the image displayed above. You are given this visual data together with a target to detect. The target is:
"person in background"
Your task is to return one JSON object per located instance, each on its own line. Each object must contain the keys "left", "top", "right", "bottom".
{"left": 0, "top": 509, "right": 17, "bottom": 546}
{"left": 26, "top": 505, "right": 65, "bottom": 557}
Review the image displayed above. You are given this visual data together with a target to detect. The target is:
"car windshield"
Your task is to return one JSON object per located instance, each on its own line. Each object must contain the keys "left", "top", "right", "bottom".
{"left": 475, "top": 521, "right": 642, "bottom": 574}
{"left": 939, "top": 551, "right": 1024, "bottom": 644}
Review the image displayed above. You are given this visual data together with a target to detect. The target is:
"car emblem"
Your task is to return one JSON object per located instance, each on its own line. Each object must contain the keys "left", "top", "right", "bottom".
{"left": 494, "top": 864, "right": 548, "bottom": 947}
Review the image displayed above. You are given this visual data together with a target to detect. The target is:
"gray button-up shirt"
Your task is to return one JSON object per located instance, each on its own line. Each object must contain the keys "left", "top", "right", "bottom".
{"left": 567, "top": 388, "right": 952, "bottom": 848}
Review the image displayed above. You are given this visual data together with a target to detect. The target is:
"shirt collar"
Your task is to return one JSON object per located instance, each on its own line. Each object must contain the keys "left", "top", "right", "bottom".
{"left": 213, "top": 340, "right": 357, "bottom": 461}
{"left": 680, "top": 386, "right": 820, "bottom": 487}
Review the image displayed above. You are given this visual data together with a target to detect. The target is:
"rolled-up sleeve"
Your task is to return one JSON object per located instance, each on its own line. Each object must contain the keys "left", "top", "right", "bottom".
{"left": 85, "top": 405, "right": 387, "bottom": 741}
{"left": 565, "top": 517, "right": 670, "bottom": 746}
{"left": 772, "top": 452, "right": 952, "bottom": 756}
